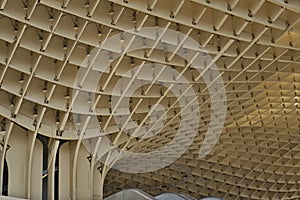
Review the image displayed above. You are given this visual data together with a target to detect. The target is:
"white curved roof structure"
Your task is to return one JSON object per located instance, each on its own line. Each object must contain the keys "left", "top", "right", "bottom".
{"left": 0, "top": 0, "right": 299, "bottom": 199}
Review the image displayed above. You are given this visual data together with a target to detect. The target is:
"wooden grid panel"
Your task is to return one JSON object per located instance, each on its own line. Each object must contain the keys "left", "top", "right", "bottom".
{"left": 0, "top": 0, "right": 299, "bottom": 199}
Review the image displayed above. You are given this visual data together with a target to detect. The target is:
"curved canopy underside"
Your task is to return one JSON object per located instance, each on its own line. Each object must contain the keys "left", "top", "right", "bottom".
{"left": 0, "top": 0, "right": 299, "bottom": 199}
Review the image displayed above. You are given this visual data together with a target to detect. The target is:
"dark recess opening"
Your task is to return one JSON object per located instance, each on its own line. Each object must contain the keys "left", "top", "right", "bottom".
{"left": 37, "top": 134, "right": 48, "bottom": 200}
{"left": 2, "top": 159, "right": 8, "bottom": 196}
